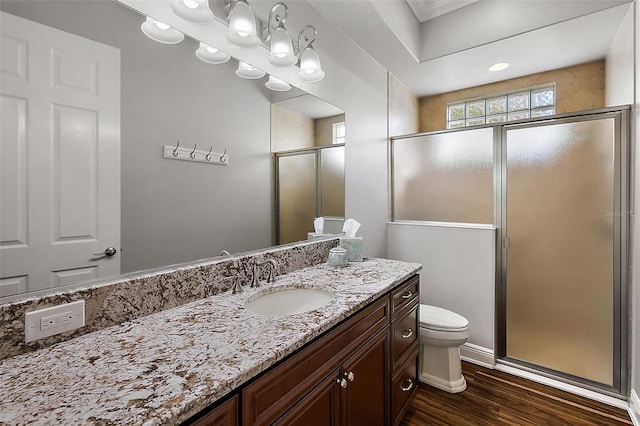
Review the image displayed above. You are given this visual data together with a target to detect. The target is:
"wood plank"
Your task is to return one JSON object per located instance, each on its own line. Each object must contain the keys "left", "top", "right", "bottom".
{"left": 400, "top": 362, "right": 631, "bottom": 426}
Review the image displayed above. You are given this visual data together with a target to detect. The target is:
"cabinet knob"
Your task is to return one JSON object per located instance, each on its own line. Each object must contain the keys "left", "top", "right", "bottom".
{"left": 400, "top": 379, "right": 414, "bottom": 392}
{"left": 401, "top": 329, "right": 413, "bottom": 339}
{"left": 336, "top": 378, "right": 348, "bottom": 388}
{"left": 345, "top": 371, "right": 355, "bottom": 382}
{"left": 401, "top": 291, "right": 413, "bottom": 300}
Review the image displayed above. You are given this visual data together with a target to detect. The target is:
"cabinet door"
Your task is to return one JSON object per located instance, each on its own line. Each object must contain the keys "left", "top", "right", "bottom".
{"left": 189, "top": 394, "right": 238, "bottom": 426}
{"left": 342, "top": 330, "right": 390, "bottom": 426}
{"left": 274, "top": 371, "right": 340, "bottom": 426}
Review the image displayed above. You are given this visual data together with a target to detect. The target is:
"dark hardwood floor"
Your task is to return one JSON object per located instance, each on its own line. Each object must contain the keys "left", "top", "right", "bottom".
{"left": 401, "top": 362, "right": 632, "bottom": 426}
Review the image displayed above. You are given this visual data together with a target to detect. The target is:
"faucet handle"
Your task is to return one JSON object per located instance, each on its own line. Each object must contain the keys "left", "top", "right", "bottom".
{"left": 224, "top": 274, "right": 244, "bottom": 294}
{"left": 266, "top": 261, "right": 278, "bottom": 283}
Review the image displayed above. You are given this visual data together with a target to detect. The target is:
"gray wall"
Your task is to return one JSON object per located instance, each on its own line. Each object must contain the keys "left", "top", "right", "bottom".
{"left": 1, "top": 1, "right": 272, "bottom": 273}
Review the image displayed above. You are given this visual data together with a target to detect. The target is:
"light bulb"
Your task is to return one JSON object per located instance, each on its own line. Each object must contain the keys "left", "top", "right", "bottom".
{"left": 196, "top": 42, "right": 230, "bottom": 64}
{"left": 141, "top": 17, "right": 184, "bottom": 44}
{"left": 269, "top": 26, "right": 296, "bottom": 66}
{"left": 182, "top": 0, "right": 199, "bottom": 8}
{"left": 298, "top": 46, "right": 324, "bottom": 82}
{"left": 236, "top": 61, "right": 265, "bottom": 79}
{"left": 169, "top": 0, "right": 214, "bottom": 24}
{"left": 265, "top": 75, "right": 291, "bottom": 91}
{"left": 226, "top": 1, "right": 260, "bottom": 47}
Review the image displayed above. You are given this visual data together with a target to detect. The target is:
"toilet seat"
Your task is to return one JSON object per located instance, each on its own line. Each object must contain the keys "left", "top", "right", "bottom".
{"left": 420, "top": 305, "right": 469, "bottom": 332}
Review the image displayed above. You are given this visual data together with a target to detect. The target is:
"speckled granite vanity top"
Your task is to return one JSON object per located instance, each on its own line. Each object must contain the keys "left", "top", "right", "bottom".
{"left": 0, "top": 258, "right": 421, "bottom": 426}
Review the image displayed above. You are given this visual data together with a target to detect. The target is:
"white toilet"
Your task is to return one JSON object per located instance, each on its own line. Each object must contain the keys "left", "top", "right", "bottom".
{"left": 418, "top": 304, "right": 470, "bottom": 393}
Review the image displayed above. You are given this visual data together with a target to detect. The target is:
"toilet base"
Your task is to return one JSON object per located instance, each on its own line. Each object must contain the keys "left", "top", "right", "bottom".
{"left": 419, "top": 371, "right": 467, "bottom": 394}
{"left": 419, "top": 343, "right": 467, "bottom": 394}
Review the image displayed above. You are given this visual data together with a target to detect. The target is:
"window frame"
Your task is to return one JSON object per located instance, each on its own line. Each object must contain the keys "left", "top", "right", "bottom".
{"left": 446, "top": 83, "right": 556, "bottom": 129}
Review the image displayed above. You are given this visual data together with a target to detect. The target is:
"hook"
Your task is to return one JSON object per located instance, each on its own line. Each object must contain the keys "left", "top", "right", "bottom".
{"left": 220, "top": 148, "right": 227, "bottom": 163}
{"left": 190, "top": 144, "right": 197, "bottom": 159}
{"left": 205, "top": 146, "right": 213, "bottom": 161}
{"left": 173, "top": 140, "right": 180, "bottom": 157}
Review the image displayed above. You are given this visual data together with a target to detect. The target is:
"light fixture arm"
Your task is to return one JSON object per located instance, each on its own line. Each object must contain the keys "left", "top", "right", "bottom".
{"left": 265, "top": 2, "right": 289, "bottom": 42}
{"left": 295, "top": 24, "right": 317, "bottom": 58}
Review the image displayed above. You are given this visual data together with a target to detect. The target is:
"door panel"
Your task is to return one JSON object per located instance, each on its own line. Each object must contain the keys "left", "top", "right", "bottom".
{"left": 504, "top": 117, "right": 616, "bottom": 386}
{"left": 342, "top": 331, "right": 389, "bottom": 426}
{"left": 274, "top": 372, "right": 340, "bottom": 426}
{"left": 0, "top": 12, "right": 120, "bottom": 297}
{"left": 0, "top": 95, "right": 27, "bottom": 246}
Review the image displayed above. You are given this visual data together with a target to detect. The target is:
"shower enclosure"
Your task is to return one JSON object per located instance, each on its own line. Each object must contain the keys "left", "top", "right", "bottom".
{"left": 391, "top": 107, "right": 629, "bottom": 395}
{"left": 275, "top": 144, "right": 345, "bottom": 244}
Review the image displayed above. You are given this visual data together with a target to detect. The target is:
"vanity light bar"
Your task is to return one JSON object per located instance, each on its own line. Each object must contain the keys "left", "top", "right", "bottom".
{"left": 142, "top": 0, "right": 325, "bottom": 87}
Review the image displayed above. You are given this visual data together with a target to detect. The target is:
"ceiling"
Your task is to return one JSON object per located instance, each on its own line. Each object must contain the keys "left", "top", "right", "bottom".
{"left": 308, "top": 0, "right": 633, "bottom": 97}
{"left": 405, "top": 0, "right": 480, "bottom": 22}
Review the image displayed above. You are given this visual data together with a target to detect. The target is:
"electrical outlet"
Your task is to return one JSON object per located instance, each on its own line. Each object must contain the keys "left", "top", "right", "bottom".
{"left": 25, "top": 300, "right": 85, "bottom": 343}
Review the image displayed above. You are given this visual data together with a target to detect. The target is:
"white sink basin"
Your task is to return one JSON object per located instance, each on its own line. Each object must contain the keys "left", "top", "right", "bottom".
{"left": 244, "top": 286, "right": 335, "bottom": 316}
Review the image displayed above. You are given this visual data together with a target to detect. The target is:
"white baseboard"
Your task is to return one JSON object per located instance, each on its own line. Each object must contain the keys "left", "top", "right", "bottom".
{"left": 460, "top": 343, "right": 495, "bottom": 368}
{"left": 495, "top": 363, "right": 629, "bottom": 411}
{"left": 630, "top": 390, "right": 640, "bottom": 426}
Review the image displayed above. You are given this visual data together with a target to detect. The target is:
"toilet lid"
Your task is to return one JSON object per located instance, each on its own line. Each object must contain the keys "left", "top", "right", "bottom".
{"left": 420, "top": 305, "right": 469, "bottom": 331}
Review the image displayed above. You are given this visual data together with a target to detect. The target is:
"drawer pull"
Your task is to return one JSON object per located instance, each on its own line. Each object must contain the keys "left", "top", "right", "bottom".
{"left": 400, "top": 379, "right": 414, "bottom": 392}
{"left": 401, "top": 291, "right": 413, "bottom": 300}
{"left": 345, "top": 371, "right": 355, "bottom": 382}
{"left": 337, "top": 378, "right": 348, "bottom": 389}
{"left": 401, "top": 329, "right": 413, "bottom": 339}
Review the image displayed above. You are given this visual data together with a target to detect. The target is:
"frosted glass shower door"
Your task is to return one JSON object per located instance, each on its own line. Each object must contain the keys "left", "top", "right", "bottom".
{"left": 504, "top": 117, "right": 617, "bottom": 386}
{"left": 277, "top": 153, "right": 317, "bottom": 244}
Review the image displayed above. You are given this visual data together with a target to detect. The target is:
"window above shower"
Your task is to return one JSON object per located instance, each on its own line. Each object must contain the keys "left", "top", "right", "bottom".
{"left": 446, "top": 84, "right": 556, "bottom": 129}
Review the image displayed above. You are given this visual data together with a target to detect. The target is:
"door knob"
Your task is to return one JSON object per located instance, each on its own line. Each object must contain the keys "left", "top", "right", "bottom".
{"left": 94, "top": 247, "right": 117, "bottom": 257}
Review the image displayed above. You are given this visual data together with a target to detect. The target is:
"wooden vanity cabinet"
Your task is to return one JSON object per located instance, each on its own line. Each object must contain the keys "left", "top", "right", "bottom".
{"left": 184, "top": 274, "right": 420, "bottom": 426}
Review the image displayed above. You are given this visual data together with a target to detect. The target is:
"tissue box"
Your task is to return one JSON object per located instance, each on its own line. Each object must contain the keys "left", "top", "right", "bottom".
{"left": 307, "top": 232, "right": 333, "bottom": 241}
{"left": 340, "top": 237, "right": 363, "bottom": 262}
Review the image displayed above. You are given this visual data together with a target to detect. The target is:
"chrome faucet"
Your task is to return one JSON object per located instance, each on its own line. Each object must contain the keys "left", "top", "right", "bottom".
{"left": 219, "top": 250, "right": 231, "bottom": 256}
{"left": 251, "top": 259, "right": 278, "bottom": 288}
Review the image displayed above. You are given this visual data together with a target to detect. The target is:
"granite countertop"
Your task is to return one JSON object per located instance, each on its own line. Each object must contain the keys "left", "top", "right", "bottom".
{"left": 0, "top": 258, "right": 421, "bottom": 426}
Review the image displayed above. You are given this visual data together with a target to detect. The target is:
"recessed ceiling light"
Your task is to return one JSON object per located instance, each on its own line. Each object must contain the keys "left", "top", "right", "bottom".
{"left": 489, "top": 62, "right": 510, "bottom": 72}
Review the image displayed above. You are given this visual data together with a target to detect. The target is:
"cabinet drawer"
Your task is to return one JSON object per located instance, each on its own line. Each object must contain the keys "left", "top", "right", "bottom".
{"left": 390, "top": 275, "right": 419, "bottom": 318}
{"left": 391, "top": 348, "right": 418, "bottom": 426}
{"left": 392, "top": 307, "right": 418, "bottom": 365}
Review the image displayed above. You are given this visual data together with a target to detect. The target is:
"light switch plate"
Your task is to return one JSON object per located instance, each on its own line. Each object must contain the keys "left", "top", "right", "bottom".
{"left": 25, "top": 300, "right": 85, "bottom": 342}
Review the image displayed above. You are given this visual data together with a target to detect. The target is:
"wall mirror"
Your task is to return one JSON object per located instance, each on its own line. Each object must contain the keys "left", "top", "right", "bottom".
{"left": 0, "top": 0, "right": 345, "bottom": 303}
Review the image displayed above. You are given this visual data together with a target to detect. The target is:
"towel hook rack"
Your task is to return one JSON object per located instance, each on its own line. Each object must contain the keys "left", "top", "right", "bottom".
{"left": 163, "top": 142, "right": 228, "bottom": 166}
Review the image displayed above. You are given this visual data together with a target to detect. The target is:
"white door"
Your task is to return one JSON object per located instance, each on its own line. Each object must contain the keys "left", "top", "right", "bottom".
{"left": 0, "top": 12, "right": 120, "bottom": 298}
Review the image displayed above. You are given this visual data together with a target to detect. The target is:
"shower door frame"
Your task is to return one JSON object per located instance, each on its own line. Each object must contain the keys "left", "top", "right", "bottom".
{"left": 494, "top": 107, "right": 631, "bottom": 397}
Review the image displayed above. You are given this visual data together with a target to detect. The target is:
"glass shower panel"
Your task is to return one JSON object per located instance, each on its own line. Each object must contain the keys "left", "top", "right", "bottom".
{"left": 278, "top": 153, "right": 317, "bottom": 244}
{"left": 393, "top": 128, "right": 493, "bottom": 224}
{"left": 505, "top": 118, "right": 615, "bottom": 385}
{"left": 320, "top": 146, "right": 345, "bottom": 217}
